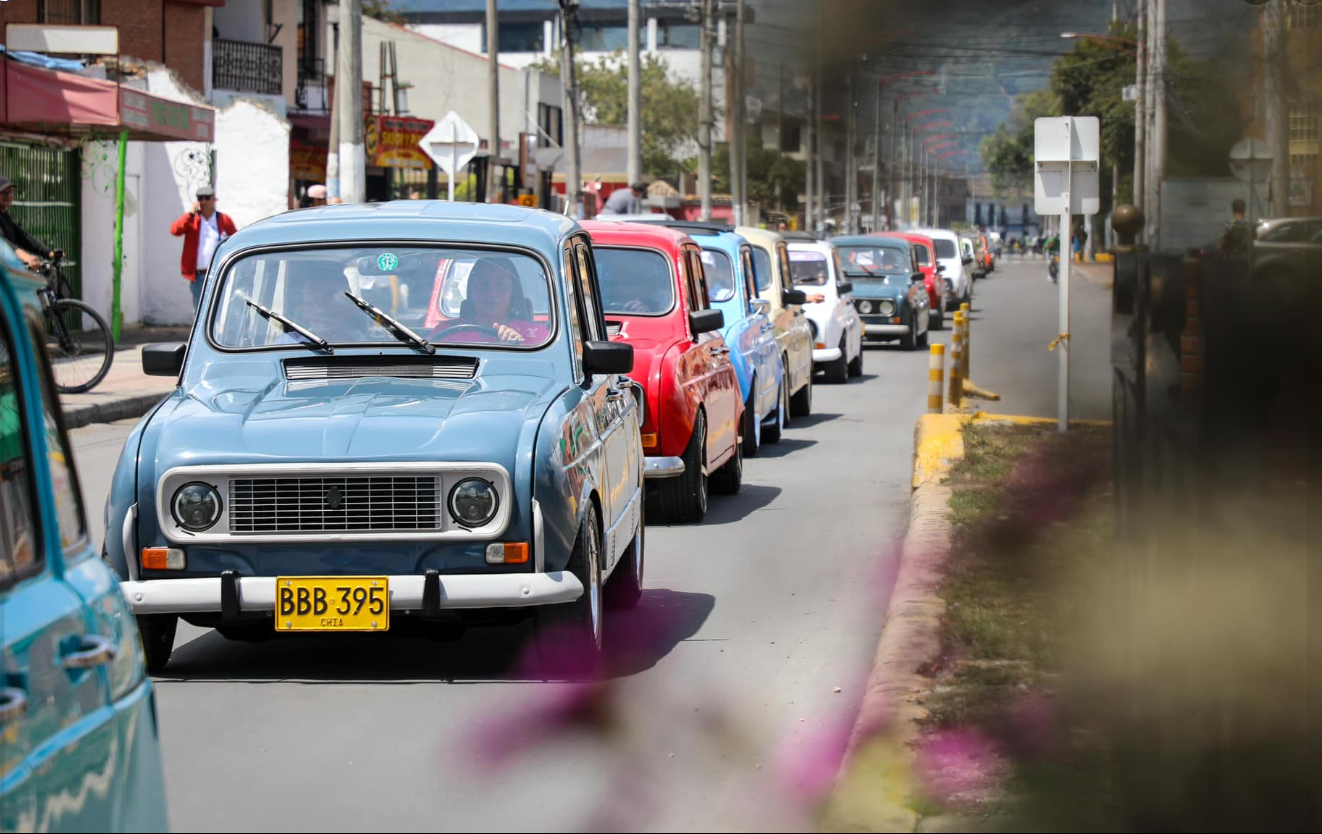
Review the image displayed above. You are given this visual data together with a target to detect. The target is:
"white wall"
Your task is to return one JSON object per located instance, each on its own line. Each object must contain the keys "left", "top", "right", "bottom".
{"left": 215, "top": 99, "right": 291, "bottom": 230}
{"left": 410, "top": 24, "right": 485, "bottom": 55}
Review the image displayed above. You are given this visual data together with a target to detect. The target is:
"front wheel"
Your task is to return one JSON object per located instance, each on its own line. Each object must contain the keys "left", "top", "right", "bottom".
{"left": 605, "top": 503, "right": 644, "bottom": 609}
{"left": 44, "top": 298, "right": 114, "bottom": 394}
{"left": 762, "top": 380, "right": 787, "bottom": 444}
{"left": 826, "top": 339, "right": 849, "bottom": 384}
{"left": 790, "top": 372, "right": 813, "bottom": 418}
{"left": 657, "top": 411, "right": 708, "bottom": 523}
{"left": 535, "top": 503, "right": 604, "bottom": 677}
{"left": 137, "top": 614, "right": 177, "bottom": 675}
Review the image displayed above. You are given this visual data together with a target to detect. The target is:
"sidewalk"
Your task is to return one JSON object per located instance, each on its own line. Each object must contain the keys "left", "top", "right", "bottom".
{"left": 60, "top": 326, "right": 189, "bottom": 429}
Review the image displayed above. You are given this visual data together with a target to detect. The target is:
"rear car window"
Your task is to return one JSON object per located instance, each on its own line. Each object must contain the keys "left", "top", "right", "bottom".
{"left": 595, "top": 247, "right": 676, "bottom": 316}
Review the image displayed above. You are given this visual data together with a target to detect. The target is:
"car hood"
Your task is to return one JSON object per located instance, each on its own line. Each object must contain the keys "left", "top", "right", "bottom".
{"left": 147, "top": 367, "right": 560, "bottom": 470}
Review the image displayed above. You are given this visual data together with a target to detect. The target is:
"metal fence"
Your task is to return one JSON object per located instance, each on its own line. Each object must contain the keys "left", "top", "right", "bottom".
{"left": 0, "top": 143, "right": 82, "bottom": 298}
{"left": 213, "top": 39, "right": 283, "bottom": 97}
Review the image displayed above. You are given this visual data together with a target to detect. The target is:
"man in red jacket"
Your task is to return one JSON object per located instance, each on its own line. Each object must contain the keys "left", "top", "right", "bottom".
{"left": 170, "top": 185, "right": 237, "bottom": 313}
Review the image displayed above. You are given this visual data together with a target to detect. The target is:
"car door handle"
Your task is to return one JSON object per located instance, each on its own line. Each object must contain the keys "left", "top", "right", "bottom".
{"left": 0, "top": 688, "right": 26, "bottom": 724}
{"left": 61, "top": 634, "right": 116, "bottom": 670}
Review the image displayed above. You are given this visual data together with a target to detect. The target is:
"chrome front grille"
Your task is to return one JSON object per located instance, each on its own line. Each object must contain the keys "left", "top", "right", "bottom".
{"left": 284, "top": 356, "right": 478, "bottom": 381}
{"left": 228, "top": 475, "right": 443, "bottom": 534}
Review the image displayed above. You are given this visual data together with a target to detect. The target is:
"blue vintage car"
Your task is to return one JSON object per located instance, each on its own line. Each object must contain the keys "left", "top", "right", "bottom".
{"left": 107, "top": 202, "right": 643, "bottom": 674}
{"left": 1, "top": 258, "right": 169, "bottom": 831}
{"left": 684, "top": 227, "right": 786, "bottom": 456}
{"left": 832, "top": 235, "right": 931, "bottom": 351}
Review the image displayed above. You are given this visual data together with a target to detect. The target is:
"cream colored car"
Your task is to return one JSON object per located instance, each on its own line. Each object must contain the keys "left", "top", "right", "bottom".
{"left": 738, "top": 226, "right": 815, "bottom": 416}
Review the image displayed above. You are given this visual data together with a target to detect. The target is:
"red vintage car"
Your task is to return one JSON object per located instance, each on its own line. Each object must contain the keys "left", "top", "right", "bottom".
{"left": 873, "top": 231, "right": 946, "bottom": 330}
{"left": 581, "top": 220, "right": 744, "bottom": 524}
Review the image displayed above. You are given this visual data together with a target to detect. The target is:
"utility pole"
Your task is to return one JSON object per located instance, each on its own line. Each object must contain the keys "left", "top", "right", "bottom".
{"left": 888, "top": 99, "right": 898, "bottom": 230}
{"left": 337, "top": 0, "right": 364, "bottom": 203}
{"left": 486, "top": 0, "right": 501, "bottom": 203}
{"left": 1264, "top": 0, "right": 1290, "bottom": 218}
{"left": 698, "top": 0, "right": 714, "bottom": 221}
{"left": 1133, "top": 0, "right": 1146, "bottom": 218}
{"left": 815, "top": 74, "right": 825, "bottom": 230}
{"left": 845, "top": 70, "right": 857, "bottom": 234}
{"left": 871, "top": 82, "right": 882, "bottom": 233}
{"left": 1149, "top": 0, "right": 1167, "bottom": 250}
{"left": 805, "top": 72, "right": 815, "bottom": 231}
{"left": 326, "top": 17, "right": 340, "bottom": 201}
{"left": 627, "top": 0, "right": 642, "bottom": 188}
{"left": 730, "top": 0, "right": 746, "bottom": 227}
{"left": 559, "top": 0, "right": 582, "bottom": 217}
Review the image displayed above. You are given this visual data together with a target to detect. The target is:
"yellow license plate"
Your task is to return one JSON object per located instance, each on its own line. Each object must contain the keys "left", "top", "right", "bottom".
{"left": 275, "top": 576, "right": 389, "bottom": 632}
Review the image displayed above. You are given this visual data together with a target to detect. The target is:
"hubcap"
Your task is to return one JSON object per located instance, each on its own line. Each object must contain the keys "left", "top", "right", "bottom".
{"left": 698, "top": 419, "right": 708, "bottom": 513}
{"left": 587, "top": 520, "right": 602, "bottom": 644}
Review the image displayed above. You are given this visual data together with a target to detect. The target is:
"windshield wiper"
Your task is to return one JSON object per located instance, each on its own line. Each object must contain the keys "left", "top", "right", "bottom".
{"left": 342, "top": 291, "right": 435, "bottom": 355}
{"left": 244, "top": 298, "right": 333, "bottom": 353}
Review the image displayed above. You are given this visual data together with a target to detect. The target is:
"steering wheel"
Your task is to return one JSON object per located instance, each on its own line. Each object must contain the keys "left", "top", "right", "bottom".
{"left": 429, "top": 322, "right": 505, "bottom": 340}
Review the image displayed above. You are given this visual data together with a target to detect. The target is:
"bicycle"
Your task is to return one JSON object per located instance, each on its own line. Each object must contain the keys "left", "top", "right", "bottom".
{"left": 37, "top": 251, "right": 114, "bottom": 394}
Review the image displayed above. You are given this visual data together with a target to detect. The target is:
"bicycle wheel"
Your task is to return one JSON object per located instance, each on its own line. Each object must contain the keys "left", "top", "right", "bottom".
{"left": 44, "top": 299, "right": 114, "bottom": 394}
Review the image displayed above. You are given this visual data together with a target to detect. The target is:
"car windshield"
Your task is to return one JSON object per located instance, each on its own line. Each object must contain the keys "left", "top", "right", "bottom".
{"left": 934, "top": 239, "right": 958, "bottom": 259}
{"left": 750, "top": 246, "right": 774, "bottom": 292}
{"left": 837, "top": 245, "right": 910, "bottom": 277}
{"left": 595, "top": 247, "right": 676, "bottom": 316}
{"left": 211, "top": 246, "right": 555, "bottom": 350}
{"left": 700, "top": 249, "right": 736, "bottom": 302}
{"left": 788, "top": 249, "right": 830, "bottom": 286}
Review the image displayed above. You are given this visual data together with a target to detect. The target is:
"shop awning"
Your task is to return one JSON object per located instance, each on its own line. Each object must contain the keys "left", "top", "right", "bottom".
{"left": 0, "top": 56, "right": 214, "bottom": 142}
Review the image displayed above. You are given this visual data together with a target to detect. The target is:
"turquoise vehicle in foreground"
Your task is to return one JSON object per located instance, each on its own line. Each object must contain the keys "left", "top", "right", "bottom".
{"left": 1, "top": 253, "right": 169, "bottom": 833}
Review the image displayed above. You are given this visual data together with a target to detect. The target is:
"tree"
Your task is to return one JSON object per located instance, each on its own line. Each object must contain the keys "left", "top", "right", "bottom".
{"left": 980, "top": 88, "right": 1056, "bottom": 197}
{"left": 363, "top": 0, "right": 405, "bottom": 24}
{"left": 533, "top": 53, "right": 700, "bottom": 178}
{"left": 711, "top": 135, "right": 806, "bottom": 212}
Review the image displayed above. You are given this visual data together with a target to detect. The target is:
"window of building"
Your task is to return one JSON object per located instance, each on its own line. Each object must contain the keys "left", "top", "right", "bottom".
{"left": 1289, "top": 100, "right": 1319, "bottom": 142}
{"left": 37, "top": 0, "right": 99, "bottom": 25}
{"left": 781, "top": 121, "right": 802, "bottom": 154}
{"left": 1289, "top": 0, "right": 1320, "bottom": 29}
{"left": 1290, "top": 153, "right": 1318, "bottom": 172}
{"left": 658, "top": 22, "right": 701, "bottom": 49}
{"left": 576, "top": 22, "right": 643, "bottom": 52}
{"left": 481, "top": 22, "right": 547, "bottom": 54}
{"left": 538, "top": 103, "right": 563, "bottom": 149}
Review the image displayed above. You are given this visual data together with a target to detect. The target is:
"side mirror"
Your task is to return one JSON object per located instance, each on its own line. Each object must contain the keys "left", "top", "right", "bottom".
{"left": 837, "top": 281, "right": 853, "bottom": 295}
{"left": 962, "top": 256, "right": 974, "bottom": 266}
{"left": 143, "top": 342, "right": 186, "bottom": 377}
{"left": 936, "top": 263, "right": 947, "bottom": 273}
{"left": 583, "top": 340, "right": 634, "bottom": 375}
{"left": 750, "top": 298, "right": 772, "bottom": 315}
{"left": 911, "top": 272, "right": 926, "bottom": 283}
{"left": 781, "top": 288, "right": 808, "bottom": 306}
{"left": 689, "top": 308, "right": 724, "bottom": 335}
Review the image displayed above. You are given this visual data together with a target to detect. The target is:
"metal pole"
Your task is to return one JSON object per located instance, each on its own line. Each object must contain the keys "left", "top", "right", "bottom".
{"left": 448, "top": 121, "right": 458, "bottom": 202}
{"left": 698, "top": 0, "right": 713, "bottom": 222}
{"left": 627, "top": 0, "right": 642, "bottom": 187}
{"left": 111, "top": 129, "right": 127, "bottom": 341}
{"left": 805, "top": 72, "right": 815, "bottom": 231}
{"left": 1059, "top": 118, "right": 1073, "bottom": 433}
{"left": 844, "top": 71, "right": 856, "bottom": 234}
{"left": 337, "top": 0, "right": 364, "bottom": 204}
{"left": 928, "top": 343, "right": 945, "bottom": 414}
{"left": 1150, "top": 0, "right": 1166, "bottom": 250}
{"left": 871, "top": 82, "right": 881, "bottom": 233}
{"left": 889, "top": 99, "right": 898, "bottom": 230}
{"left": 1264, "top": 0, "right": 1289, "bottom": 218}
{"left": 1133, "top": 0, "right": 1146, "bottom": 213}
{"left": 560, "top": 1, "right": 582, "bottom": 217}
{"left": 327, "top": 20, "right": 340, "bottom": 200}
{"left": 486, "top": 0, "right": 501, "bottom": 203}
{"left": 731, "top": 0, "right": 746, "bottom": 227}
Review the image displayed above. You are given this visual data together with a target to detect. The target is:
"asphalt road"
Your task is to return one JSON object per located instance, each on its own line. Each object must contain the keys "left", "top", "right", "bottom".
{"left": 70, "top": 256, "right": 1111, "bottom": 832}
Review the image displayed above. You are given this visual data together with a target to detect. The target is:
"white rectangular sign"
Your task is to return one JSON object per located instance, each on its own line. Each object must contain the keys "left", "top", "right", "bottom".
{"left": 5, "top": 24, "right": 119, "bottom": 56}
{"left": 1033, "top": 116, "right": 1101, "bottom": 216}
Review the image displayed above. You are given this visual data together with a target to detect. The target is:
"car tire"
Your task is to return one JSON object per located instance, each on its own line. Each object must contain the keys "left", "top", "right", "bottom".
{"left": 741, "top": 383, "right": 760, "bottom": 457}
{"left": 930, "top": 305, "right": 945, "bottom": 330}
{"left": 216, "top": 622, "right": 272, "bottom": 642}
{"left": 535, "top": 502, "right": 604, "bottom": 678}
{"left": 917, "top": 323, "right": 929, "bottom": 348}
{"left": 848, "top": 342, "right": 864, "bottom": 376}
{"left": 900, "top": 320, "right": 916, "bottom": 351}
{"left": 605, "top": 503, "right": 644, "bottom": 610}
{"left": 790, "top": 372, "right": 812, "bottom": 418}
{"left": 658, "top": 411, "right": 708, "bottom": 523}
{"left": 710, "top": 430, "right": 743, "bottom": 495}
{"left": 763, "top": 380, "right": 787, "bottom": 444}
{"left": 826, "top": 339, "right": 849, "bottom": 384}
{"left": 138, "top": 614, "right": 177, "bottom": 674}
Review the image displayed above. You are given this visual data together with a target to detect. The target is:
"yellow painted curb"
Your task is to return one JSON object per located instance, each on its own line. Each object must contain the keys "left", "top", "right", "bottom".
{"left": 961, "top": 378, "right": 1001, "bottom": 401}
{"left": 975, "top": 412, "right": 1113, "bottom": 427}
{"left": 912, "top": 413, "right": 965, "bottom": 489}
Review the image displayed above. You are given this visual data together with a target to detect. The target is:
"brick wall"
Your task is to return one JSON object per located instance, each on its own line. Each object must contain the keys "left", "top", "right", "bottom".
{"left": 0, "top": 1, "right": 206, "bottom": 96}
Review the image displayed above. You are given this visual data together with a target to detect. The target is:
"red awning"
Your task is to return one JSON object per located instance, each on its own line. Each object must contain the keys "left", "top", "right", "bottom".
{"left": 0, "top": 57, "right": 214, "bottom": 142}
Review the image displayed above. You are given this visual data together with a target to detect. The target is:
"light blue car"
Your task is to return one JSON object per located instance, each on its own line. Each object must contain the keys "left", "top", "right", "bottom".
{"left": 107, "top": 202, "right": 644, "bottom": 676}
{"left": 684, "top": 226, "right": 786, "bottom": 456}
{"left": 1, "top": 258, "right": 169, "bottom": 832}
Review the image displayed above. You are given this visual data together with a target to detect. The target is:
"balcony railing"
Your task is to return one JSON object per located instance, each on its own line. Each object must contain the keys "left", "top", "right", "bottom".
{"left": 213, "top": 38, "right": 282, "bottom": 97}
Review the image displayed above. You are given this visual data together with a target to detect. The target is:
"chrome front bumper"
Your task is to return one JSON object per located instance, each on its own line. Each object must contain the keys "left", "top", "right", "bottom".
{"left": 120, "top": 572, "right": 584, "bottom": 615}
{"left": 644, "top": 456, "right": 686, "bottom": 479}
{"left": 812, "top": 347, "right": 842, "bottom": 363}
{"left": 864, "top": 323, "right": 911, "bottom": 337}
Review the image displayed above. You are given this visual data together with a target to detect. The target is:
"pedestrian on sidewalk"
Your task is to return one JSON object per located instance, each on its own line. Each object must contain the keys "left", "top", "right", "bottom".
{"left": 171, "top": 186, "right": 236, "bottom": 313}
{"left": 1218, "top": 198, "right": 1253, "bottom": 256}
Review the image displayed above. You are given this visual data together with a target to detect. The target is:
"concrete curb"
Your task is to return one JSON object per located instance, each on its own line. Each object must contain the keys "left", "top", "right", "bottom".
{"left": 63, "top": 393, "right": 166, "bottom": 431}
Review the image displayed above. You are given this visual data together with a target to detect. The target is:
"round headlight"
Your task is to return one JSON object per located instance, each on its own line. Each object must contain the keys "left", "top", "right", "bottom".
{"left": 858, "top": 300, "right": 873, "bottom": 314}
{"left": 171, "top": 482, "right": 222, "bottom": 532}
{"left": 449, "top": 478, "right": 498, "bottom": 527}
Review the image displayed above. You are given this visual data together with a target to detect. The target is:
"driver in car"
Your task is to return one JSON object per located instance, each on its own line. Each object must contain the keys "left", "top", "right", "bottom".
{"left": 433, "top": 258, "right": 548, "bottom": 344}
{"left": 275, "top": 263, "right": 362, "bottom": 345}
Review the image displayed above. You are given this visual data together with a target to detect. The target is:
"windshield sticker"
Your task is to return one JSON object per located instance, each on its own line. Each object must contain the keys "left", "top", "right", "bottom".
{"left": 376, "top": 252, "right": 399, "bottom": 272}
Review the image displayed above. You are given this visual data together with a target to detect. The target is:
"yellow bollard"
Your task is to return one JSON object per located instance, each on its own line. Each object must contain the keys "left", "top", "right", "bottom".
{"left": 947, "top": 312, "right": 964, "bottom": 410}
{"left": 960, "top": 302, "right": 972, "bottom": 381}
{"left": 928, "top": 343, "right": 945, "bottom": 414}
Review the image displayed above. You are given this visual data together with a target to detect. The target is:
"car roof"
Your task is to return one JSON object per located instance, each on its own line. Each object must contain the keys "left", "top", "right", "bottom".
{"left": 786, "top": 239, "right": 833, "bottom": 255}
{"left": 580, "top": 219, "right": 691, "bottom": 251}
{"left": 876, "top": 231, "right": 934, "bottom": 245}
{"left": 832, "top": 234, "right": 909, "bottom": 251}
{"left": 222, "top": 201, "right": 583, "bottom": 259}
{"left": 734, "top": 226, "right": 783, "bottom": 248}
{"left": 911, "top": 227, "right": 958, "bottom": 241}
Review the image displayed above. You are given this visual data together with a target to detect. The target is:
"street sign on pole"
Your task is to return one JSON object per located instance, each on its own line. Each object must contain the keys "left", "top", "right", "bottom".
{"left": 420, "top": 111, "right": 479, "bottom": 201}
{"left": 1034, "top": 116, "right": 1101, "bottom": 433}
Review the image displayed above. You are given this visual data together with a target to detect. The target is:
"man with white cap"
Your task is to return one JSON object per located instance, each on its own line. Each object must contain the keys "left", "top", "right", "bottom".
{"left": 170, "top": 185, "right": 237, "bottom": 313}
{"left": 303, "top": 184, "right": 328, "bottom": 207}
{"left": 0, "top": 174, "right": 56, "bottom": 270}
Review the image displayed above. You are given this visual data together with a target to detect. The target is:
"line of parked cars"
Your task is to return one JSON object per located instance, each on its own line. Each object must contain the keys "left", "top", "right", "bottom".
{"left": 0, "top": 204, "right": 997, "bottom": 831}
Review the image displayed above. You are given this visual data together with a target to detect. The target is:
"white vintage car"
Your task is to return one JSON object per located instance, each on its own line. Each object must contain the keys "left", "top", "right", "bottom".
{"left": 786, "top": 240, "right": 864, "bottom": 383}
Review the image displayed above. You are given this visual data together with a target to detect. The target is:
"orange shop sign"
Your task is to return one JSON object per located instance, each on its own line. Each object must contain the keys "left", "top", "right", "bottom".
{"left": 365, "top": 115, "right": 436, "bottom": 169}
{"left": 290, "top": 140, "right": 328, "bottom": 181}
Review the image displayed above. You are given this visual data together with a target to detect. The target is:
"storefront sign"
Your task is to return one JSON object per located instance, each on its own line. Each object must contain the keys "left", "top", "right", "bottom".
{"left": 290, "top": 139, "right": 328, "bottom": 181}
{"left": 364, "top": 115, "right": 435, "bottom": 169}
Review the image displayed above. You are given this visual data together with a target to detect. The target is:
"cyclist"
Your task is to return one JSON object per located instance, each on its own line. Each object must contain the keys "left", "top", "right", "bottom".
{"left": 0, "top": 175, "right": 56, "bottom": 271}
